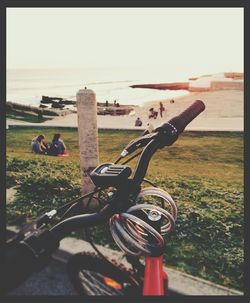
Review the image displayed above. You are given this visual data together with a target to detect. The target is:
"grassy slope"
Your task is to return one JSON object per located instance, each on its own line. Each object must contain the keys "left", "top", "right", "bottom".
{"left": 6, "top": 128, "right": 243, "bottom": 290}
{"left": 6, "top": 128, "right": 243, "bottom": 182}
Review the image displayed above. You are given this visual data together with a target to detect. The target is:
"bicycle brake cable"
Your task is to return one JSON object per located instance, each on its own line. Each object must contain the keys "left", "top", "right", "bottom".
{"left": 58, "top": 192, "right": 102, "bottom": 221}
{"left": 121, "top": 150, "right": 142, "bottom": 165}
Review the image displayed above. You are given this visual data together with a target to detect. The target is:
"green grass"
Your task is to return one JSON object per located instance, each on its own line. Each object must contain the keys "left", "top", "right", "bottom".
{"left": 6, "top": 128, "right": 244, "bottom": 291}
{"left": 7, "top": 109, "right": 53, "bottom": 123}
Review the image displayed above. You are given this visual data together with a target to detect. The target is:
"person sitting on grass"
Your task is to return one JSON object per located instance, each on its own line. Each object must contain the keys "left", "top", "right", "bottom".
{"left": 48, "top": 133, "right": 67, "bottom": 156}
{"left": 31, "top": 134, "right": 47, "bottom": 154}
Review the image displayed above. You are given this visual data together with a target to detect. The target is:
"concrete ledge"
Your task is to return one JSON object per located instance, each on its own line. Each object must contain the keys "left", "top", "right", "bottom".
{"left": 7, "top": 124, "right": 243, "bottom": 133}
{"left": 8, "top": 124, "right": 79, "bottom": 129}
{"left": 53, "top": 237, "right": 243, "bottom": 296}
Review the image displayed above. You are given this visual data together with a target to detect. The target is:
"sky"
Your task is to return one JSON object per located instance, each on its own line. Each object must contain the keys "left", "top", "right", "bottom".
{"left": 7, "top": 8, "right": 244, "bottom": 74}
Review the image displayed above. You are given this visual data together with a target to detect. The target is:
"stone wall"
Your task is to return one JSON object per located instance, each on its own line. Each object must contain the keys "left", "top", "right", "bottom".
{"left": 188, "top": 86, "right": 210, "bottom": 92}
{"left": 210, "top": 80, "right": 243, "bottom": 91}
{"left": 224, "top": 72, "right": 244, "bottom": 80}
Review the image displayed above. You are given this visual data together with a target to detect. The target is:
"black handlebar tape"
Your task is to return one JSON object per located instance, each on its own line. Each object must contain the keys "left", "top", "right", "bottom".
{"left": 168, "top": 100, "right": 205, "bottom": 133}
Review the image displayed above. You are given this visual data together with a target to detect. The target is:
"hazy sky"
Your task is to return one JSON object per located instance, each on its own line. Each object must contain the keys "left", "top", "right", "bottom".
{"left": 7, "top": 8, "right": 244, "bottom": 74}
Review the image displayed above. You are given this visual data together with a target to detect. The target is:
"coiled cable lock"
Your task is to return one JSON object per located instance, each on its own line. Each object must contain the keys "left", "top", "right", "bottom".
{"left": 109, "top": 187, "right": 177, "bottom": 257}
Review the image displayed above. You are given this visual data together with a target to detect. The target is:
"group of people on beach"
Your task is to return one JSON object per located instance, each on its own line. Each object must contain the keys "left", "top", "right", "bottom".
{"left": 31, "top": 133, "right": 67, "bottom": 156}
{"left": 135, "top": 101, "right": 169, "bottom": 127}
{"left": 148, "top": 101, "right": 166, "bottom": 119}
{"left": 105, "top": 100, "right": 120, "bottom": 107}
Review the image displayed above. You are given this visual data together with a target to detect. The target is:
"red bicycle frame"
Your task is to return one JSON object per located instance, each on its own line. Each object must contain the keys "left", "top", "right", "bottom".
{"left": 143, "top": 255, "right": 168, "bottom": 296}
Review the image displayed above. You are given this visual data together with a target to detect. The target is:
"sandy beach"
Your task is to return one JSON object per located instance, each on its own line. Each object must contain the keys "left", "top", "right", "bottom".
{"left": 7, "top": 90, "right": 243, "bottom": 131}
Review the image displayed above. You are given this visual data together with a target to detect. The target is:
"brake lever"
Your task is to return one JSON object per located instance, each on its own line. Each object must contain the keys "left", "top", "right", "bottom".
{"left": 142, "top": 123, "right": 154, "bottom": 136}
{"left": 20, "top": 210, "right": 57, "bottom": 238}
{"left": 120, "top": 132, "right": 158, "bottom": 157}
{"left": 36, "top": 210, "right": 57, "bottom": 228}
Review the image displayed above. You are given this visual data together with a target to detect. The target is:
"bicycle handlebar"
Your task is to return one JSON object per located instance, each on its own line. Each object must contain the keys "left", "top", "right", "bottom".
{"left": 132, "top": 100, "right": 205, "bottom": 183}
{"left": 3, "top": 100, "right": 205, "bottom": 294}
{"left": 157, "top": 100, "right": 205, "bottom": 134}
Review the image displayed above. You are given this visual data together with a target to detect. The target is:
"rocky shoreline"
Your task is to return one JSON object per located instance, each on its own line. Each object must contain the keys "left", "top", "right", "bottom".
{"left": 6, "top": 101, "right": 72, "bottom": 117}
{"left": 6, "top": 100, "right": 136, "bottom": 118}
{"left": 6, "top": 72, "right": 243, "bottom": 121}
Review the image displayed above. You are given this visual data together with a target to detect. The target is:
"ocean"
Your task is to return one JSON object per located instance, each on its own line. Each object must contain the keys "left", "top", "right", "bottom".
{"left": 7, "top": 67, "right": 190, "bottom": 107}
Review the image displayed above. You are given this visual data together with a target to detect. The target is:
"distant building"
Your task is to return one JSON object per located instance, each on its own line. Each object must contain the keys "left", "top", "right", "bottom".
{"left": 189, "top": 73, "right": 244, "bottom": 92}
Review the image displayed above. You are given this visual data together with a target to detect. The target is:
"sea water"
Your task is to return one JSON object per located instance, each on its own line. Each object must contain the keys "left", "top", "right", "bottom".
{"left": 7, "top": 67, "right": 190, "bottom": 107}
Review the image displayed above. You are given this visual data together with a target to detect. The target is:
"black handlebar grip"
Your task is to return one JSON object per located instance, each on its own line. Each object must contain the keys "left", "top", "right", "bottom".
{"left": 168, "top": 100, "right": 205, "bottom": 133}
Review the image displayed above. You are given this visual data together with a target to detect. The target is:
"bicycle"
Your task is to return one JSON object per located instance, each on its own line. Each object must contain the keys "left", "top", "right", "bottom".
{"left": 3, "top": 100, "right": 205, "bottom": 296}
